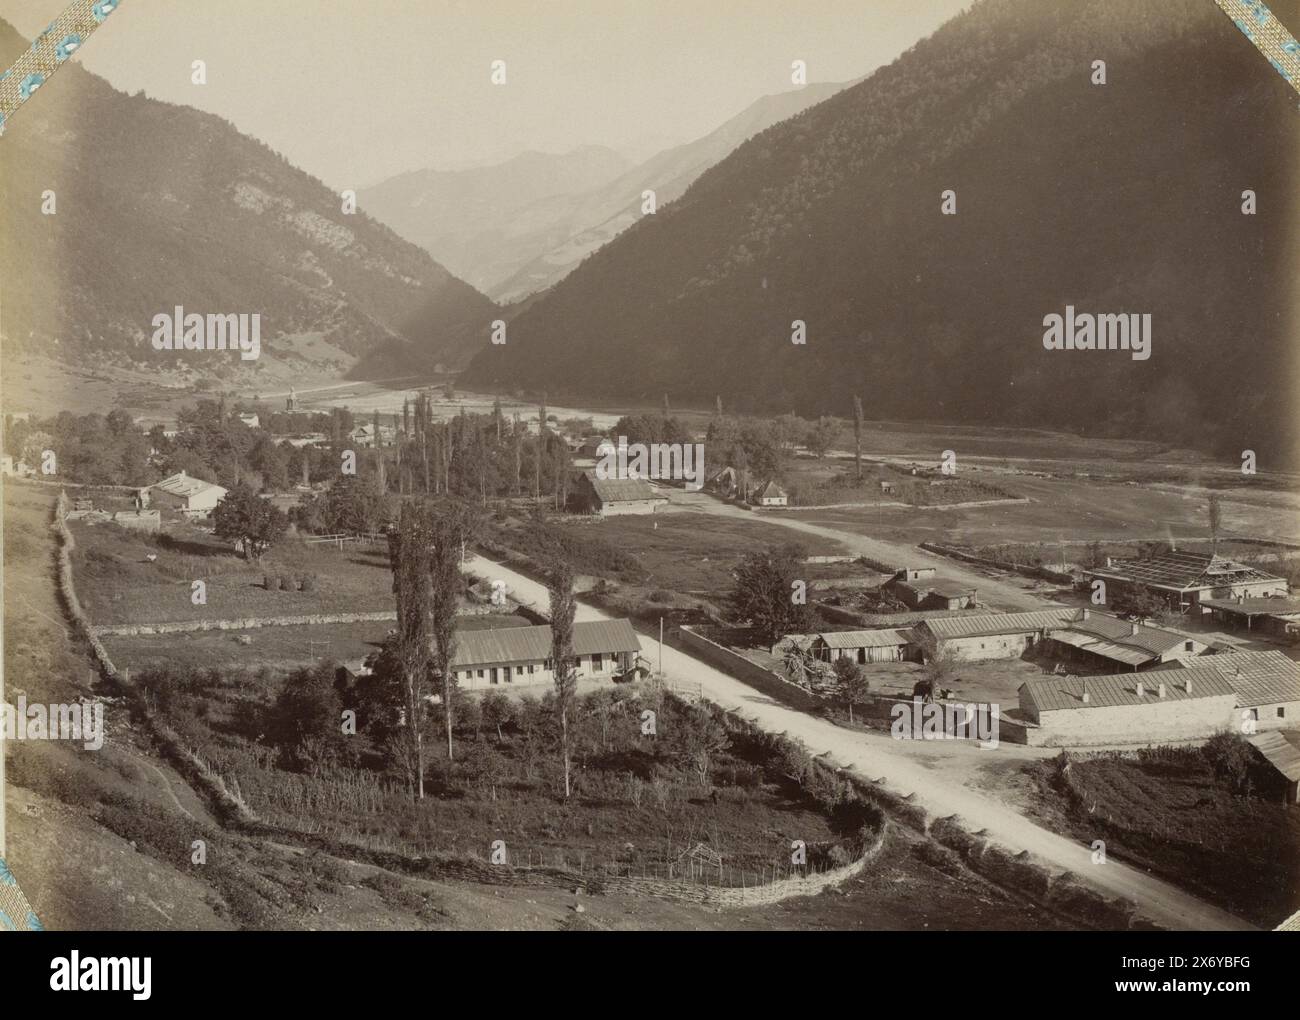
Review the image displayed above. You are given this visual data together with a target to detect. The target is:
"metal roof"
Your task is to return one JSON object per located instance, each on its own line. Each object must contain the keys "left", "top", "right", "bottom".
{"left": 1063, "top": 612, "right": 1190, "bottom": 657}
{"left": 816, "top": 628, "right": 913, "bottom": 649}
{"left": 1086, "top": 550, "right": 1283, "bottom": 591}
{"left": 1020, "top": 669, "right": 1235, "bottom": 713}
{"left": 151, "top": 471, "right": 226, "bottom": 500}
{"left": 1247, "top": 731, "right": 1300, "bottom": 783}
{"left": 581, "top": 471, "right": 665, "bottom": 503}
{"left": 919, "top": 608, "right": 1075, "bottom": 640}
{"left": 1176, "top": 651, "right": 1300, "bottom": 709}
{"left": 1201, "top": 597, "right": 1300, "bottom": 617}
{"left": 1046, "top": 629, "right": 1151, "bottom": 666}
{"left": 451, "top": 619, "right": 640, "bottom": 669}
{"left": 898, "top": 577, "right": 975, "bottom": 600}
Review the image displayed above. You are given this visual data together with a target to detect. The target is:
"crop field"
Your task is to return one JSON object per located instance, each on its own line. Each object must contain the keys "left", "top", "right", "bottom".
{"left": 1004, "top": 747, "right": 1300, "bottom": 929}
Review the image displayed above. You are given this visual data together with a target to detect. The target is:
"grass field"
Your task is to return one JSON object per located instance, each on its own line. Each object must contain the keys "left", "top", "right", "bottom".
{"left": 69, "top": 519, "right": 400, "bottom": 625}
{"left": 577, "top": 511, "right": 845, "bottom": 592}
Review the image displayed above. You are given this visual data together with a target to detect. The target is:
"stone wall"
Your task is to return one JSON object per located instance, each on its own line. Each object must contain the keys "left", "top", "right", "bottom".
{"left": 673, "top": 625, "right": 822, "bottom": 711}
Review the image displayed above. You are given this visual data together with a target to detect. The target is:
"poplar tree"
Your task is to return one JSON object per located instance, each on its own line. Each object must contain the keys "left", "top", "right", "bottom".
{"left": 547, "top": 560, "right": 578, "bottom": 799}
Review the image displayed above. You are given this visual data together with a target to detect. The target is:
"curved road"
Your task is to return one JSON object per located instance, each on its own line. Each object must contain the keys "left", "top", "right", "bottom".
{"left": 467, "top": 551, "right": 1256, "bottom": 931}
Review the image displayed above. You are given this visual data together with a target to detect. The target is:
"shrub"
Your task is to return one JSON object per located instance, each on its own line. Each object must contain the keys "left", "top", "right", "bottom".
{"left": 299, "top": 573, "right": 317, "bottom": 592}
{"left": 265, "top": 574, "right": 281, "bottom": 591}
{"left": 280, "top": 573, "right": 296, "bottom": 591}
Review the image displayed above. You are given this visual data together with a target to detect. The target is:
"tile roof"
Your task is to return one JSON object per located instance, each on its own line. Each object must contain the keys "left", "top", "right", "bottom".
{"left": 582, "top": 471, "right": 664, "bottom": 503}
{"left": 1086, "top": 550, "right": 1283, "bottom": 591}
{"left": 754, "top": 480, "right": 787, "bottom": 499}
{"left": 451, "top": 619, "right": 640, "bottom": 669}
{"left": 817, "top": 628, "right": 913, "bottom": 649}
{"left": 919, "top": 608, "right": 1075, "bottom": 640}
{"left": 1175, "top": 651, "right": 1300, "bottom": 708}
{"left": 1020, "top": 669, "right": 1235, "bottom": 712}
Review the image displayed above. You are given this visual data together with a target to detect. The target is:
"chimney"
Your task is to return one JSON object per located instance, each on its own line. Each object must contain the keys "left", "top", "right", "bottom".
{"left": 1130, "top": 621, "right": 1140, "bottom": 635}
{"left": 1081, "top": 683, "right": 1089, "bottom": 704}
{"left": 1157, "top": 682, "right": 1167, "bottom": 698}
{"left": 179, "top": 469, "right": 185, "bottom": 478}
{"left": 1081, "top": 608, "right": 1089, "bottom": 620}
{"left": 1237, "top": 594, "right": 1244, "bottom": 605}
{"left": 1184, "top": 676, "right": 1193, "bottom": 694}
{"left": 1105, "top": 556, "right": 1113, "bottom": 568}
{"left": 1136, "top": 681, "right": 1145, "bottom": 698}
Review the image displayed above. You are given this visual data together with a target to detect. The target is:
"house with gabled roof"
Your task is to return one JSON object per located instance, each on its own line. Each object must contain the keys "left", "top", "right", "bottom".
{"left": 451, "top": 619, "right": 642, "bottom": 689}
{"left": 1083, "top": 548, "right": 1287, "bottom": 613}
{"left": 1017, "top": 668, "right": 1237, "bottom": 747}
{"left": 572, "top": 470, "right": 668, "bottom": 516}
{"left": 1176, "top": 651, "right": 1300, "bottom": 731}
{"left": 750, "top": 480, "right": 788, "bottom": 507}
{"left": 150, "top": 470, "right": 227, "bottom": 516}
{"left": 810, "top": 628, "right": 918, "bottom": 664}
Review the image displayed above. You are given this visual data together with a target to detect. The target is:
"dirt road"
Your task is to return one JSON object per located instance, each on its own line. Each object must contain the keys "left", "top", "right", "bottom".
{"left": 464, "top": 552, "right": 1255, "bottom": 931}
{"left": 658, "top": 487, "right": 1050, "bottom": 611}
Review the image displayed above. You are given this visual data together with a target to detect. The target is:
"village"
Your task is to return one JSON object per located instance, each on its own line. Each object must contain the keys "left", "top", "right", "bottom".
{"left": 3, "top": 384, "right": 1299, "bottom": 932}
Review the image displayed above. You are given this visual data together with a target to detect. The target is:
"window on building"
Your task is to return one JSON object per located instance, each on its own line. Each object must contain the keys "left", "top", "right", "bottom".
{"left": 1184, "top": 641, "right": 1194, "bottom": 652}
{"left": 528, "top": 664, "right": 536, "bottom": 674}
{"left": 592, "top": 653, "right": 603, "bottom": 671}
{"left": 1279, "top": 707, "right": 1286, "bottom": 718}
{"left": 516, "top": 665, "right": 524, "bottom": 676}
{"left": 476, "top": 669, "right": 485, "bottom": 679}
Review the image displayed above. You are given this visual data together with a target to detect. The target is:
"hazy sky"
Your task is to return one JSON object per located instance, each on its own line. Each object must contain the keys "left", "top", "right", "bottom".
{"left": 2, "top": 0, "right": 971, "bottom": 187}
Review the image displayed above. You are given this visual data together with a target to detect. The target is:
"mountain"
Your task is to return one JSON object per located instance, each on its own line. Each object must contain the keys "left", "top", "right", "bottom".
{"left": 488, "top": 82, "right": 850, "bottom": 302}
{"left": 0, "top": 18, "right": 497, "bottom": 398}
{"left": 361, "top": 146, "right": 634, "bottom": 292}
{"left": 360, "top": 85, "right": 848, "bottom": 301}
{"left": 464, "top": 0, "right": 1300, "bottom": 468}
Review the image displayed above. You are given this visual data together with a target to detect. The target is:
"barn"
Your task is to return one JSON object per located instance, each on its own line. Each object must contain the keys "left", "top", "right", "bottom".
{"left": 810, "top": 628, "right": 918, "bottom": 665}
{"left": 1042, "top": 609, "right": 1209, "bottom": 672}
{"left": 149, "top": 470, "right": 227, "bottom": 516}
{"left": 571, "top": 471, "right": 669, "bottom": 516}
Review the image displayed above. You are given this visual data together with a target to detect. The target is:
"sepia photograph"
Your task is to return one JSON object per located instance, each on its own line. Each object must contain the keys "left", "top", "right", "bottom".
{"left": 0, "top": 0, "right": 1298, "bottom": 999}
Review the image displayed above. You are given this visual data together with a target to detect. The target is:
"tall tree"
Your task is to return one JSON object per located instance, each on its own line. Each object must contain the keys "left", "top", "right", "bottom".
{"left": 1208, "top": 493, "right": 1223, "bottom": 553}
{"left": 547, "top": 559, "right": 578, "bottom": 799}
{"left": 429, "top": 501, "right": 481, "bottom": 762}
{"left": 388, "top": 502, "right": 433, "bottom": 799}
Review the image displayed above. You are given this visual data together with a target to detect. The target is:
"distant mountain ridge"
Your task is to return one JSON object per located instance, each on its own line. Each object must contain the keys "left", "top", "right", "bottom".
{"left": 361, "top": 82, "right": 850, "bottom": 301}
{"left": 465, "top": 0, "right": 1300, "bottom": 467}
{"left": 0, "top": 18, "right": 498, "bottom": 389}
{"left": 361, "top": 145, "right": 635, "bottom": 292}
{"left": 487, "top": 82, "right": 851, "bottom": 302}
